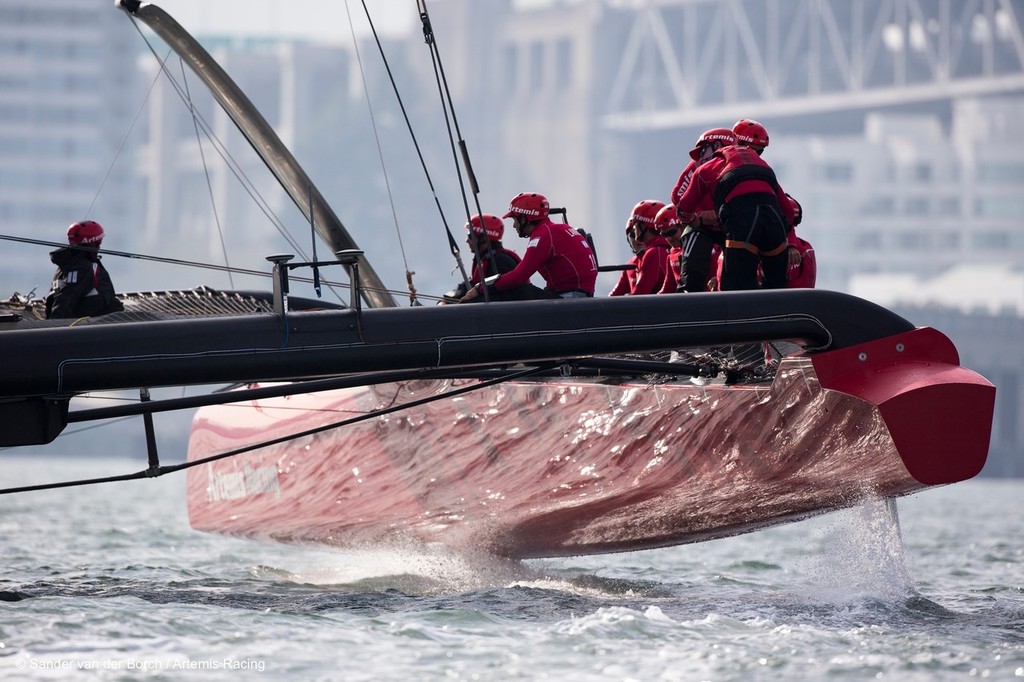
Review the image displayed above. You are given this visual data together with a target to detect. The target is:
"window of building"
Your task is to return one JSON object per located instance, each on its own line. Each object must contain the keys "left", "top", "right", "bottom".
{"left": 911, "top": 162, "right": 932, "bottom": 182}
{"left": 503, "top": 44, "right": 517, "bottom": 94}
{"left": 555, "top": 38, "right": 572, "bottom": 90}
{"left": 935, "top": 232, "right": 960, "bottom": 249}
{"left": 820, "top": 162, "right": 853, "bottom": 182}
{"left": 904, "top": 196, "right": 929, "bottom": 215}
{"left": 972, "top": 231, "right": 1010, "bottom": 250}
{"left": 974, "top": 197, "right": 1024, "bottom": 218}
{"left": 529, "top": 41, "right": 544, "bottom": 92}
{"left": 895, "top": 231, "right": 929, "bottom": 248}
{"left": 937, "top": 197, "right": 961, "bottom": 216}
{"left": 861, "top": 196, "right": 895, "bottom": 215}
{"left": 977, "top": 162, "right": 1024, "bottom": 184}
{"left": 854, "top": 232, "right": 883, "bottom": 250}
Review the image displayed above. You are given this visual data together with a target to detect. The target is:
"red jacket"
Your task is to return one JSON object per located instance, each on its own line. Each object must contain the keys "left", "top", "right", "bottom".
{"left": 670, "top": 160, "right": 697, "bottom": 206}
{"left": 631, "top": 235, "right": 671, "bottom": 295}
{"left": 658, "top": 245, "right": 683, "bottom": 294}
{"left": 675, "top": 146, "right": 795, "bottom": 227}
{"left": 495, "top": 218, "right": 598, "bottom": 295}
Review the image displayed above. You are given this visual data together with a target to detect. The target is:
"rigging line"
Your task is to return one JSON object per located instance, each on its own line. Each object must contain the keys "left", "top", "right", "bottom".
{"left": 416, "top": 0, "right": 496, "bottom": 295}
{"left": 1, "top": 232, "right": 434, "bottom": 302}
{"left": 345, "top": 0, "right": 417, "bottom": 305}
{"left": 85, "top": 47, "right": 173, "bottom": 220}
{"left": 0, "top": 362, "right": 555, "bottom": 496}
{"left": 179, "top": 59, "right": 235, "bottom": 289}
{"left": 125, "top": 14, "right": 352, "bottom": 305}
{"left": 358, "top": 0, "right": 471, "bottom": 294}
{"left": 124, "top": 15, "right": 321, "bottom": 284}
{"left": 1, "top": 234, "right": 271, "bottom": 280}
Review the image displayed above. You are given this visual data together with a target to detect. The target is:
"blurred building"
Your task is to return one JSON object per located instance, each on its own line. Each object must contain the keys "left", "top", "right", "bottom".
{"left": 772, "top": 99, "right": 1024, "bottom": 292}
{"left": 0, "top": 0, "right": 137, "bottom": 296}
{"left": 135, "top": 37, "right": 353, "bottom": 291}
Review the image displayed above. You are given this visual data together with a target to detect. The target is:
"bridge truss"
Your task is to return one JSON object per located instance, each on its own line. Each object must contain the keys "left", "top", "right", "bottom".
{"left": 602, "top": 0, "right": 1024, "bottom": 129}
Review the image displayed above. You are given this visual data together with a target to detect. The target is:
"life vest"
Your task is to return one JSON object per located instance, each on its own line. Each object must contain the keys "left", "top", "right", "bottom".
{"left": 711, "top": 146, "right": 780, "bottom": 209}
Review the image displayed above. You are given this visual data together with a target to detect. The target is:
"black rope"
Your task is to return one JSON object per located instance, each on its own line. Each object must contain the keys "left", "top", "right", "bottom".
{"left": 123, "top": 13, "right": 317, "bottom": 270}
{"left": 0, "top": 363, "right": 555, "bottom": 496}
{"left": 180, "top": 59, "right": 235, "bottom": 289}
{"left": 0, "top": 233, "right": 446, "bottom": 304}
{"left": 358, "top": 0, "right": 471, "bottom": 294}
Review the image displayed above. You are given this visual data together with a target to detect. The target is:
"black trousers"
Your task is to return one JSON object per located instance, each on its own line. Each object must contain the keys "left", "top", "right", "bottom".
{"left": 679, "top": 225, "right": 724, "bottom": 293}
{"left": 720, "top": 192, "right": 789, "bottom": 291}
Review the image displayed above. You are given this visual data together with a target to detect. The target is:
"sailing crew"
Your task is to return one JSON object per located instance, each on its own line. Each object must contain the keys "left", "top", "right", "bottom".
{"left": 45, "top": 220, "right": 124, "bottom": 319}
{"left": 459, "top": 192, "right": 598, "bottom": 301}
{"left": 675, "top": 130, "right": 796, "bottom": 291}
{"left": 731, "top": 119, "right": 813, "bottom": 288}
{"left": 623, "top": 200, "right": 671, "bottom": 295}
{"left": 670, "top": 128, "right": 736, "bottom": 292}
{"left": 441, "top": 214, "right": 526, "bottom": 303}
{"left": 654, "top": 204, "right": 685, "bottom": 294}
{"left": 783, "top": 194, "right": 816, "bottom": 288}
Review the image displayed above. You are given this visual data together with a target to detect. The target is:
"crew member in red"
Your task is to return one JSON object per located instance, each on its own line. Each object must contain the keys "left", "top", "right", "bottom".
{"left": 460, "top": 192, "right": 598, "bottom": 301}
{"left": 676, "top": 140, "right": 796, "bottom": 290}
{"left": 671, "top": 128, "right": 736, "bottom": 292}
{"left": 45, "top": 220, "right": 124, "bottom": 319}
{"left": 441, "top": 214, "right": 524, "bottom": 303}
{"left": 732, "top": 118, "right": 808, "bottom": 280}
{"left": 609, "top": 218, "right": 643, "bottom": 296}
{"left": 783, "top": 195, "right": 816, "bottom": 288}
{"left": 621, "top": 200, "right": 670, "bottom": 295}
{"left": 654, "top": 204, "right": 684, "bottom": 294}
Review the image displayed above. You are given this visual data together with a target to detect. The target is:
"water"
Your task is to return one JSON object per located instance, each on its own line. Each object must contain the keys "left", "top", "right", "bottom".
{"left": 1, "top": 455, "right": 1021, "bottom": 680}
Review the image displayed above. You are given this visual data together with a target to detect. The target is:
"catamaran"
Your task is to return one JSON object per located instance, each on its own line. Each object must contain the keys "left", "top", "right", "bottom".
{"left": 0, "top": 1, "right": 995, "bottom": 559}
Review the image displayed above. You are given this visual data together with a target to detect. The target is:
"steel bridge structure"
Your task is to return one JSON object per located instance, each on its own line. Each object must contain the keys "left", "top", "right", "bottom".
{"left": 602, "top": 0, "right": 1024, "bottom": 129}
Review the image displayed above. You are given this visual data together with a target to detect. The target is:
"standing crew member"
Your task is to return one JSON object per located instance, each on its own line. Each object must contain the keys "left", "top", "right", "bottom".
{"left": 670, "top": 128, "right": 736, "bottom": 292}
{"left": 460, "top": 192, "right": 597, "bottom": 301}
{"left": 732, "top": 118, "right": 810, "bottom": 283}
{"left": 45, "top": 220, "right": 124, "bottom": 319}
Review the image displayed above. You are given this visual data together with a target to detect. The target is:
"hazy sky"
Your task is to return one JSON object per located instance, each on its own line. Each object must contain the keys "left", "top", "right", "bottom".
{"left": 155, "top": 0, "right": 416, "bottom": 40}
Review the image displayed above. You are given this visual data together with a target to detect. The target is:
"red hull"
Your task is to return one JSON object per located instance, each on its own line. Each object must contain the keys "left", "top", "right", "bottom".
{"left": 185, "top": 327, "right": 993, "bottom": 558}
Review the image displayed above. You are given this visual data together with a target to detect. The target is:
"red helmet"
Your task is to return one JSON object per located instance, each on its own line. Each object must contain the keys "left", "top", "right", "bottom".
{"left": 67, "top": 220, "right": 105, "bottom": 246}
{"left": 467, "top": 214, "right": 504, "bottom": 241}
{"left": 689, "top": 127, "right": 736, "bottom": 161}
{"left": 732, "top": 119, "right": 769, "bottom": 149}
{"left": 654, "top": 204, "right": 683, "bottom": 235}
{"left": 502, "top": 192, "right": 549, "bottom": 221}
{"left": 628, "top": 200, "right": 666, "bottom": 236}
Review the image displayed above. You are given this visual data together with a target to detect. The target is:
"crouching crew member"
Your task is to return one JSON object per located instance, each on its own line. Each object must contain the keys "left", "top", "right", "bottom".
{"left": 442, "top": 214, "right": 525, "bottom": 303}
{"left": 45, "top": 220, "right": 124, "bottom": 319}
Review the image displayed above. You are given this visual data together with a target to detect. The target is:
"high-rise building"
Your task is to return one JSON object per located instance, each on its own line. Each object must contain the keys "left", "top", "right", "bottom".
{"left": 0, "top": 0, "right": 138, "bottom": 297}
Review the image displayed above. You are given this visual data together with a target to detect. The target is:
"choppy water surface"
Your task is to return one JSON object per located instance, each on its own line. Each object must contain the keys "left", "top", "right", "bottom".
{"left": 0, "top": 455, "right": 1021, "bottom": 680}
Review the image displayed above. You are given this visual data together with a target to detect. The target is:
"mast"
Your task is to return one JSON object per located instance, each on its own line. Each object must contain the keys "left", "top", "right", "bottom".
{"left": 117, "top": 1, "right": 397, "bottom": 309}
